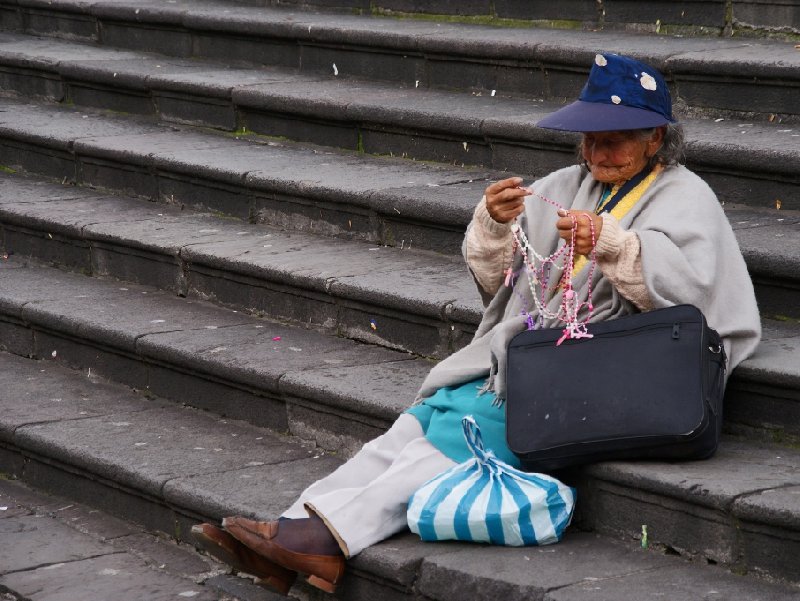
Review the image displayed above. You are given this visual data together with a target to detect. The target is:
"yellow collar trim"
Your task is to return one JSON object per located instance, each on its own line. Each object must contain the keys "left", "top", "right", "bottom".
{"left": 572, "top": 164, "right": 664, "bottom": 278}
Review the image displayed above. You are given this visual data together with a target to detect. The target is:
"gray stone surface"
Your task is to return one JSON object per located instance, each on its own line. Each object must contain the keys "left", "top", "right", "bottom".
{"left": 0, "top": 351, "right": 164, "bottom": 442}
{"left": 2, "top": 1, "right": 799, "bottom": 113}
{"left": 163, "top": 455, "right": 342, "bottom": 521}
{"left": 0, "top": 261, "right": 122, "bottom": 318}
{"left": 0, "top": 345, "right": 799, "bottom": 590}
{"left": 0, "top": 3, "right": 798, "bottom": 595}
{"left": 350, "top": 531, "right": 467, "bottom": 590}
{"left": 546, "top": 563, "right": 800, "bottom": 601}
{"left": 138, "top": 320, "right": 405, "bottom": 392}
{"left": 0, "top": 173, "right": 86, "bottom": 203}
{"left": 416, "top": 533, "right": 675, "bottom": 601}
{"left": 23, "top": 281, "right": 251, "bottom": 353}
{"left": 15, "top": 405, "right": 310, "bottom": 496}
{"left": 735, "top": 330, "right": 800, "bottom": 390}
{"left": 279, "top": 358, "right": 432, "bottom": 422}
{"left": 0, "top": 514, "right": 111, "bottom": 574}
{"left": 734, "top": 485, "right": 800, "bottom": 531}
{"left": 1, "top": 551, "right": 219, "bottom": 600}
{"left": 728, "top": 206, "right": 800, "bottom": 274}
{"left": 0, "top": 100, "right": 165, "bottom": 151}
{"left": 583, "top": 441, "right": 800, "bottom": 512}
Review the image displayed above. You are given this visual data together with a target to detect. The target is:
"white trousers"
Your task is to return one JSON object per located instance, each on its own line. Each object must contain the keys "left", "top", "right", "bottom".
{"left": 281, "top": 414, "right": 455, "bottom": 557}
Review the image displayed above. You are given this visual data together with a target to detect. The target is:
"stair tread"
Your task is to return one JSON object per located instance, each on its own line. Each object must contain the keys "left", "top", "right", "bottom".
{"left": 1, "top": 347, "right": 799, "bottom": 597}
{"left": 0, "top": 250, "right": 795, "bottom": 437}
{"left": 0, "top": 168, "right": 798, "bottom": 384}
{"left": 15, "top": 0, "right": 800, "bottom": 78}
{"left": 0, "top": 31, "right": 797, "bottom": 172}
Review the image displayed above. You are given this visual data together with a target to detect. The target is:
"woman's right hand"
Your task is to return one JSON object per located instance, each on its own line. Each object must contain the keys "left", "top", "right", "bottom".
{"left": 484, "top": 177, "right": 530, "bottom": 223}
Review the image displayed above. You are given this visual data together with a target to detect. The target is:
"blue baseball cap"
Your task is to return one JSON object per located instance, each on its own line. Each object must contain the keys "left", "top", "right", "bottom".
{"left": 537, "top": 53, "right": 676, "bottom": 132}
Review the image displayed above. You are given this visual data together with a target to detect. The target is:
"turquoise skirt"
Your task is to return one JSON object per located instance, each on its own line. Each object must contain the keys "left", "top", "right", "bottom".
{"left": 406, "top": 378, "right": 521, "bottom": 468}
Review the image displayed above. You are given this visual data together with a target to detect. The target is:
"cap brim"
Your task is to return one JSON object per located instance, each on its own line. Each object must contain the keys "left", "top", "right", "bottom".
{"left": 537, "top": 100, "right": 672, "bottom": 132}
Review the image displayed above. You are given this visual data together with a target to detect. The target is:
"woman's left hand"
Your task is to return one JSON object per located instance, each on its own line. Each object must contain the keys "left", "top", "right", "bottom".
{"left": 556, "top": 210, "right": 603, "bottom": 256}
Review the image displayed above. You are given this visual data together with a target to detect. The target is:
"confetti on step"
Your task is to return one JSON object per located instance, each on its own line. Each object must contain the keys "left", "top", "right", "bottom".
{"left": 51, "top": 350, "right": 57, "bottom": 358}
{"left": 370, "top": 319, "right": 377, "bottom": 331}
{"left": 272, "top": 336, "right": 282, "bottom": 341}
{"left": 150, "top": 319, "right": 165, "bottom": 324}
{"left": 491, "top": 90, "right": 496, "bottom": 97}
{"left": 776, "top": 199, "right": 782, "bottom": 210}
{"left": 641, "top": 524, "right": 648, "bottom": 549}
{"left": 332, "top": 63, "right": 338, "bottom": 76}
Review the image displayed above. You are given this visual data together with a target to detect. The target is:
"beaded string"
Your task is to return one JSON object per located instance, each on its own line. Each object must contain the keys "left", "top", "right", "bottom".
{"left": 506, "top": 186, "right": 597, "bottom": 345}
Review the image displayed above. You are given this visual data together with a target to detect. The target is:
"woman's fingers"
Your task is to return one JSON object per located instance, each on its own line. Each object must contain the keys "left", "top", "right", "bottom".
{"left": 556, "top": 211, "right": 603, "bottom": 255}
{"left": 485, "top": 177, "right": 530, "bottom": 223}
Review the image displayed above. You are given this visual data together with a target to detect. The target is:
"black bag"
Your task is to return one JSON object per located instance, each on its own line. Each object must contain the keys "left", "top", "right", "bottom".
{"left": 505, "top": 305, "right": 727, "bottom": 472}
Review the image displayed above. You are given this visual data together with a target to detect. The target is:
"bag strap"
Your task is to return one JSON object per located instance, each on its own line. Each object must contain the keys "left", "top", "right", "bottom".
{"left": 462, "top": 416, "right": 489, "bottom": 463}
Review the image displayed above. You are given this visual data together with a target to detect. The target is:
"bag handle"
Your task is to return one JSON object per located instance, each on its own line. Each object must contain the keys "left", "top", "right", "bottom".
{"left": 462, "top": 415, "right": 490, "bottom": 463}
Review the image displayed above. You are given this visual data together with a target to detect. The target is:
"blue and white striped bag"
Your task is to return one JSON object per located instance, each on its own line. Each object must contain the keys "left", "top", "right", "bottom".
{"left": 407, "top": 416, "right": 575, "bottom": 546}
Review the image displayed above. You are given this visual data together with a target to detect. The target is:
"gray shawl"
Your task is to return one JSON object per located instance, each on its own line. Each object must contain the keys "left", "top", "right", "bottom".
{"left": 417, "top": 164, "right": 762, "bottom": 401}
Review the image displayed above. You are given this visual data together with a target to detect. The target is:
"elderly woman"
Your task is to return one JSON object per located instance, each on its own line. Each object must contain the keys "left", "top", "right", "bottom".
{"left": 192, "top": 54, "right": 761, "bottom": 595}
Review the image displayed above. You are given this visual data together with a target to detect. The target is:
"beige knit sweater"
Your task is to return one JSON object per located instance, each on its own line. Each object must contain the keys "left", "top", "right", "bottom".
{"left": 465, "top": 197, "right": 654, "bottom": 311}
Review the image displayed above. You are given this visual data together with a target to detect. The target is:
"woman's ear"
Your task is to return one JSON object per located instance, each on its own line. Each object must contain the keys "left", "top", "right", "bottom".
{"left": 646, "top": 126, "right": 666, "bottom": 157}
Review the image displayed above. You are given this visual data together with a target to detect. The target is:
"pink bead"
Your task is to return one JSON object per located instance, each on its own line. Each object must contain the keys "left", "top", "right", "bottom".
{"left": 564, "top": 289, "right": 574, "bottom": 300}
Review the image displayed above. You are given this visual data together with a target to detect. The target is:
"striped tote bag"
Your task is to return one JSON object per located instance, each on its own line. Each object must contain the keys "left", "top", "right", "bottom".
{"left": 407, "top": 416, "right": 575, "bottom": 546}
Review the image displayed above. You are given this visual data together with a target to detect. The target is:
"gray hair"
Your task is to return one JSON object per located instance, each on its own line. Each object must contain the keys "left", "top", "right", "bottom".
{"left": 635, "top": 123, "right": 686, "bottom": 168}
{"left": 578, "top": 123, "right": 686, "bottom": 170}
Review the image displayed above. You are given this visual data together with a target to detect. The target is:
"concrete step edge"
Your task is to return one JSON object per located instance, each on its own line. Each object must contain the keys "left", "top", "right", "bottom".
{"left": 1, "top": 0, "right": 799, "bottom": 118}
{"left": 0, "top": 249, "right": 796, "bottom": 448}
{"left": 1, "top": 349, "right": 799, "bottom": 591}
{"left": 0, "top": 30, "right": 797, "bottom": 212}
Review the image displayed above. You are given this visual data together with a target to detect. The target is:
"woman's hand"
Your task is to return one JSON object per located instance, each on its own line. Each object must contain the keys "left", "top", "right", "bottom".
{"left": 556, "top": 210, "right": 603, "bottom": 256}
{"left": 484, "top": 177, "right": 530, "bottom": 223}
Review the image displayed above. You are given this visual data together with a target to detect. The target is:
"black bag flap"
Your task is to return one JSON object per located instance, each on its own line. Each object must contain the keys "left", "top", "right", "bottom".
{"left": 505, "top": 305, "right": 711, "bottom": 455}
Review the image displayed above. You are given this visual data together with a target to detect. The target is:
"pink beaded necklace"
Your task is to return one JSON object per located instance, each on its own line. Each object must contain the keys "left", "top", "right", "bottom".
{"left": 506, "top": 186, "right": 597, "bottom": 345}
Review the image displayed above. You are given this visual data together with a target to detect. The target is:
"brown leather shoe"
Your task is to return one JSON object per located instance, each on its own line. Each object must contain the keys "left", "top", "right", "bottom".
{"left": 191, "top": 523, "right": 297, "bottom": 595}
{"left": 222, "top": 516, "right": 346, "bottom": 594}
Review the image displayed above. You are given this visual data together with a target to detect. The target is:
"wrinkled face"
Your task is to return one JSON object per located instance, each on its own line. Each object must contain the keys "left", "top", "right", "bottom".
{"left": 581, "top": 129, "right": 663, "bottom": 185}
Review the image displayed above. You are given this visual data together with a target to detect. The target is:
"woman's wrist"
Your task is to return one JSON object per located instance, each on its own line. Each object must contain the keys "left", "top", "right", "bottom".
{"left": 476, "top": 196, "right": 515, "bottom": 236}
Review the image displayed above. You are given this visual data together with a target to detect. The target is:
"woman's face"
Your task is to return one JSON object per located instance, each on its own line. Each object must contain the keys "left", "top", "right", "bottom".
{"left": 581, "top": 129, "right": 664, "bottom": 185}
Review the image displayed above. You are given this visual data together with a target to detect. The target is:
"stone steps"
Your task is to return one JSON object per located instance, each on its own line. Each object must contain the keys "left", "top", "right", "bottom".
{"left": 1, "top": 347, "right": 799, "bottom": 593}
{"left": 0, "top": 0, "right": 797, "bottom": 597}
{"left": 0, "top": 0, "right": 798, "bottom": 121}
{"left": 0, "top": 99, "right": 797, "bottom": 318}
{"left": 0, "top": 479, "right": 258, "bottom": 601}
{"left": 1, "top": 169, "right": 799, "bottom": 446}
{"left": 216, "top": 0, "right": 800, "bottom": 38}
{"left": 0, "top": 33, "right": 797, "bottom": 212}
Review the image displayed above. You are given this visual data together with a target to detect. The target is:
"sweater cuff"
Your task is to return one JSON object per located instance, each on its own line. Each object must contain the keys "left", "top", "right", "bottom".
{"left": 595, "top": 213, "right": 627, "bottom": 259}
{"left": 474, "top": 196, "right": 514, "bottom": 237}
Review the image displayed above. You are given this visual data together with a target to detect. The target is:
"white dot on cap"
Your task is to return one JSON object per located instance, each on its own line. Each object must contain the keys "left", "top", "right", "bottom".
{"left": 595, "top": 54, "right": 608, "bottom": 67}
{"left": 611, "top": 95, "right": 622, "bottom": 104}
{"left": 640, "top": 72, "right": 657, "bottom": 91}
